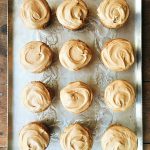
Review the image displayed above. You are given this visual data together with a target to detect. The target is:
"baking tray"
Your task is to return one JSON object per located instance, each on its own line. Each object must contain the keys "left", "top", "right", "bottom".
{"left": 8, "top": 0, "right": 142, "bottom": 149}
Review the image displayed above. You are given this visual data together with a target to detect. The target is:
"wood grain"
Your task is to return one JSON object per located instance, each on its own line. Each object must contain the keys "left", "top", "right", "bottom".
{"left": 0, "top": 0, "right": 7, "bottom": 149}
{"left": 0, "top": 148, "right": 7, "bottom": 150}
{"left": 144, "top": 144, "right": 150, "bottom": 150}
{"left": 143, "top": 0, "right": 150, "bottom": 145}
{"left": 143, "top": 82, "right": 150, "bottom": 143}
{"left": 0, "top": 0, "right": 7, "bottom": 85}
{"left": 0, "top": 85, "right": 7, "bottom": 147}
{"left": 0, "top": 0, "right": 150, "bottom": 149}
{"left": 143, "top": 0, "right": 150, "bottom": 81}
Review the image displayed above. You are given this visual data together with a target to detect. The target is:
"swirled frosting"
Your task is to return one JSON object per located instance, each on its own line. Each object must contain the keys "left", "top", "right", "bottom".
{"left": 59, "top": 40, "right": 92, "bottom": 71}
{"left": 20, "top": 0, "right": 51, "bottom": 29}
{"left": 104, "top": 80, "right": 135, "bottom": 112}
{"left": 19, "top": 122, "right": 50, "bottom": 150}
{"left": 101, "top": 39, "right": 134, "bottom": 71}
{"left": 97, "top": 0, "right": 129, "bottom": 28}
{"left": 60, "top": 124, "right": 93, "bottom": 150}
{"left": 101, "top": 125, "right": 137, "bottom": 150}
{"left": 20, "top": 41, "right": 53, "bottom": 73}
{"left": 60, "top": 81, "right": 93, "bottom": 114}
{"left": 22, "top": 81, "right": 51, "bottom": 113}
{"left": 56, "top": 0, "right": 88, "bottom": 30}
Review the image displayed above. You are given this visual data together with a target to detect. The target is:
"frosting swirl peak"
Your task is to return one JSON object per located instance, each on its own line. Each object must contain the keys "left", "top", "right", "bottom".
{"left": 19, "top": 122, "right": 50, "bottom": 150}
{"left": 22, "top": 81, "right": 51, "bottom": 113}
{"left": 60, "top": 124, "right": 93, "bottom": 150}
{"left": 21, "top": 0, "right": 51, "bottom": 29}
{"left": 97, "top": 0, "right": 129, "bottom": 28}
{"left": 60, "top": 81, "right": 93, "bottom": 114}
{"left": 101, "top": 39, "right": 134, "bottom": 72}
{"left": 20, "top": 41, "right": 53, "bottom": 73}
{"left": 59, "top": 40, "right": 92, "bottom": 71}
{"left": 56, "top": 0, "right": 88, "bottom": 30}
{"left": 104, "top": 80, "right": 135, "bottom": 112}
{"left": 101, "top": 125, "right": 137, "bottom": 150}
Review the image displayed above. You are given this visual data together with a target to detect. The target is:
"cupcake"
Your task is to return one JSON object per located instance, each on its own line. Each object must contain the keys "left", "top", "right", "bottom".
{"left": 60, "top": 123, "right": 93, "bottom": 150}
{"left": 22, "top": 81, "right": 52, "bottom": 113}
{"left": 101, "top": 38, "right": 134, "bottom": 72}
{"left": 60, "top": 81, "right": 93, "bottom": 114}
{"left": 104, "top": 80, "right": 136, "bottom": 112}
{"left": 59, "top": 40, "right": 92, "bottom": 71}
{"left": 20, "top": 0, "right": 51, "bottom": 29}
{"left": 19, "top": 122, "right": 50, "bottom": 150}
{"left": 101, "top": 124, "right": 137, "bottom": 150}
{"left": 97, "top": 0, "right": 129, "bottom": 29}
{"left": 20, "top": 41, "right": 53, "bottom": 73}
{"left": 56, "top": 0, "right": 88, "bottom": 30}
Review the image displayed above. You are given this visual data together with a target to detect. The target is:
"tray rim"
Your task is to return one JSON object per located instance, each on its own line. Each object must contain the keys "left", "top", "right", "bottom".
{"left": 7, "top": 0, "right": 143, "bottom": 149}
{"left": 134, "top": 0, "right": 143, "bottom": 149}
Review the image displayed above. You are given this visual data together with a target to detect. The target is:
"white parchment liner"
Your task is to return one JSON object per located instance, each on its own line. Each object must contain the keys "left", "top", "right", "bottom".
{"left": 11, "top": 0, "right": 137, "bottom": 149}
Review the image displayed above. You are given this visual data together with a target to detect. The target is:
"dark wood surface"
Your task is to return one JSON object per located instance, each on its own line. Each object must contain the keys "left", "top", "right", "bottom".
{"left": 0, "top": 0, "right": 150, "bottom": 149}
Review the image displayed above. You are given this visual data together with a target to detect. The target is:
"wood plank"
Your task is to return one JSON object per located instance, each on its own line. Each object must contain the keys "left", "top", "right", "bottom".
{"left": 0, "top": 0, "right": 7, "bottom": 85}
{"left": 144, "top": 144, "right": 150, "bottom": 150}
{"left": 142, "top": 0, "right": 150, "bottom": 145}
{"left": 143, "top": 82, "right": 150, "bottom": 143}
{"left": 0, "top": 0, "right": 7, "bottom": 147}
{"left": 143, "top": 0, "right": 150, "bottom": 81}
{"left": 0, "top": 148, "right": 7, "bottom": 150}
{"left": 0, "top": 85, "right": 7, "bottom": 147}
{"left": 0, "top": 56, "right": 7, "bottom": 85}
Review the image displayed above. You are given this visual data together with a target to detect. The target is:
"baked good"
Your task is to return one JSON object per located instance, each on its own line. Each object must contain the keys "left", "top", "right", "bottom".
{"left": 19, "top": 122, "right": 50, "bottom": 150}
{"left": 101, "top": 124, "right": 137, "bottom": 150}
{"left": 59, "top": 40, "right": 92, "bottom": 71}
{"left": 20, "top": 0, "right": 51, "bottom": 29}
{"left": 104, "top": 80, "right": 136, "bottom": 112}
{"left": 22, "top": 81, "right": 52, "bottom": 113}
{"left": 60, "top": 81, "right": 93, "bottom": 114}
{"left": 60, "top": 123, "right": 93, "bottom": 150}
{"left": 97, "top": 0, "right": 129, "bottom": 29}
{"left": 101, "top": 38, "right": 134, "bottom": 72}
{"left": 20, "top": 41, "right": 53, "bottom": 73}
{"left": 56, "top": 0, "right": 88, "bottom": 30}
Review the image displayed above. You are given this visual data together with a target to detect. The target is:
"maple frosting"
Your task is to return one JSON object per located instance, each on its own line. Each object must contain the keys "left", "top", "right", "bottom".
{"left": 22, "top": 81, "right": 51, "bottom": 113}
{"left": 104, "top": 80, "right": 135, "bottom": 112}
{"left": 60, "top": 124, "right": 93, "bottom": 150}
{"left": 56, "top": 0, "right": 88, "bottom": 30}
{"left": 97, "top": 0, "right": 129, "bottom": 28}
{"left": 19, "top": 122, "right": 50, "bottom": 150}
{"left": 101, "top": 39, "right": 134, "bottom": 72}
{"left": 20, "top": 0, "right": 51, "bottom": 29}
{"left": 20, "top": 41, "right": 53, "bottom": 73}
{"left": 101, "top": 125, "right": 137, "bottom": 150}
{"left": 60, "top": 81, "right": 93, "bottom": 114}
{"left": 59, "top": 40, "right": 92, "bottom": 71}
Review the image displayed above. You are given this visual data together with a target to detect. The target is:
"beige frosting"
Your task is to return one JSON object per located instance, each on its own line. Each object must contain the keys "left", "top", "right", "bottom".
{"left": 101, "top": 39, "right": 134, "bottom": 71}
{"left": 60, "top": 124, "right": 93, "bottom": 150}
{"left": 59, "top": 40, "right": 92, "bottom": 71}
{"left": 20, "top": 41, "right": 53, "bottom": 73}
{"left": 22, "top": 81, "right": 51, "bottom": 113}
{"left": 101, "top": 125, "right": 137, "bottom": 150}
{"left": 60, "top": 81, "right": 93, "bottom": 114}
{"left": 97, "top": 0, "right": 129, "bottom": 28}
{"left": 104, "top": 80, "right": 135, "bottom": 112}
{"left": 56, "top": 0, "right": 88, "bottom": 30}
{"left": 20, "top": 0, "right": 51, "bottom": 29}
{"left": 19, "top": 122, "right": 50, "bottom": 150}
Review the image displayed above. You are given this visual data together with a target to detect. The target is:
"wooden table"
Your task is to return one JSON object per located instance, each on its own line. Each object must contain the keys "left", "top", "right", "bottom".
{"left": 0, "top": 0, "right": 150, "bottom": 149}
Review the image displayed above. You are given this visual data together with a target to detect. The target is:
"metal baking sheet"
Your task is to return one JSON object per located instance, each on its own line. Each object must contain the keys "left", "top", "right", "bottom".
{"left": 8, "top": 0, "right": 142, "bottom": 149}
